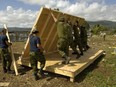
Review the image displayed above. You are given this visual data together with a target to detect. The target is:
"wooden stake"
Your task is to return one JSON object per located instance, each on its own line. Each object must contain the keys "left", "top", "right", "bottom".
{"left": 3, "top": 24, "right": 18, "bottom": 75}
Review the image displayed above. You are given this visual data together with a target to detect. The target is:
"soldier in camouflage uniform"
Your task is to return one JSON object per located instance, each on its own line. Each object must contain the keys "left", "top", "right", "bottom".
{"left": 80, "top": 21, "right": 90, "bottom": 51}
{"left": 66, "top": 19, "right": 80, "bottom": 58}
{"left": 73, "top": 21, "right": 83, "bottom": 56}
{"left": 0, "top": 29, "right": 12, "bottom": 74}
{"left": 29, "top": 29, "right": 46, "bottom": 80}
{"left": 57, "top": 17, "right": 71, "bottom": 64}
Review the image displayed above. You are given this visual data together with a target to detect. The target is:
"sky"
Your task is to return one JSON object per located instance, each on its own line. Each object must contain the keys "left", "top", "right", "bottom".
{"left": 0, "top": 0, "right": 116, "bottom": 28}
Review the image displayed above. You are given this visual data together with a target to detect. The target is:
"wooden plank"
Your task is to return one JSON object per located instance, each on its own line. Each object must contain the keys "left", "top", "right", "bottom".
{"left": 43, "top": 13, "right": 61, "bottom": 52}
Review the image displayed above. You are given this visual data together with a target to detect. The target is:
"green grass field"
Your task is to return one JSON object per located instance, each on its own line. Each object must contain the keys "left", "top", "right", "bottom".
{"left": 77, "top": 35, "right": 116, "bottom": 87}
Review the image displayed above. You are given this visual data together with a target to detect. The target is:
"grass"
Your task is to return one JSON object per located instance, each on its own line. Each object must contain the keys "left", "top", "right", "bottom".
{"left": 80, "top": 35, "right": 116, "bottom": 87}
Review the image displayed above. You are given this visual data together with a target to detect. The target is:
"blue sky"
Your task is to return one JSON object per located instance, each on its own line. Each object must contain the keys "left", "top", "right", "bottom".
{"left": 0, "top": 0, "right": 116, "bottom": 27}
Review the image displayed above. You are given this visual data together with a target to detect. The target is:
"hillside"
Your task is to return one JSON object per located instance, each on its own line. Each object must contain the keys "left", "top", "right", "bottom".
{"left": 0, "top": 21, "right": 116, "bottom": 32}
{"left": 88, "top": 20, "right": 116, "bottom": 28}
{"left": 0, "top": 27, "right": 31, "bottom": 32}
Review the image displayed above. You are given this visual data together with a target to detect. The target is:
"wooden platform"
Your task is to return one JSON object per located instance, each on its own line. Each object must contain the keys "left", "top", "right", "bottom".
{"left": 18, "top": 48, "right": 104, "bottom": 82}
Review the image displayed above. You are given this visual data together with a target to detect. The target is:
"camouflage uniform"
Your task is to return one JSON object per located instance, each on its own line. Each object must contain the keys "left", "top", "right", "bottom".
{"left": 29, "top": 51, "right": 46, "bottom": 75}
{"left": 66, "top": 21, "right": 80, "bottom": 58}
{"left": 73, "top": 23, "right": 83, "bottom": 55}
{"left": 0, "top": 48, "right": 12, "bottom": 72}
{"left": 80, "top": 26, "right": 87, "bottom": 50}
{"left": 81, "top": 21, "right": 90, "bottom": 50}
{"left": 0, "top": 29, "right": 12, "bottom": 73}
{"left": 57, "top": 17, "right": 70, "bottom": 64}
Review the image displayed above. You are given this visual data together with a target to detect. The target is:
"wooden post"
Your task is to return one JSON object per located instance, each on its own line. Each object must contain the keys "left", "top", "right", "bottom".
{"left": 4, "top": 24, "right": 18, "bottom": 75}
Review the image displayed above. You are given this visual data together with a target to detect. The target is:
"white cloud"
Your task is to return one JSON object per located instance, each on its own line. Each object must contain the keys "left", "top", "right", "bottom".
{"left": 0, "top": 6, "right": 38, "bottom": 28}
{"left": 0, "top": 0, "right": 116, "bottom": 27}
{"left": 18, "top": 0, "right": 116, "bottom": 22}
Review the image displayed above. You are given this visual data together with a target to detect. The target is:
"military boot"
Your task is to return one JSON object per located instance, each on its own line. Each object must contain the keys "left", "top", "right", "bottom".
{"left": 33, "top": 73, "right": 39, "bottom": 81}
{"left": 76, "top": 54, "right": 80, "bottom": 59}
{"left": 72, "top": 51, "right": 79, "bottom": 55}
{"left": 86, "top": 45, "right": 90, "bottom": 50}
{"left": 61, "top": 58, "right": 66, "bottom": 64}
{"left": 7, "top": 68, "right": 14, "bottom": 74}
{"left": 80, "top": 52, "right": 83, "bottom": 56}
{"left": 39, "top": 67, "right": 46, "bottom": 78}
{"left": 3, "top": 67, "right": 7, "bottom": 73}
{"left": 65, "top": 56, "right": 71, "bottom": 64}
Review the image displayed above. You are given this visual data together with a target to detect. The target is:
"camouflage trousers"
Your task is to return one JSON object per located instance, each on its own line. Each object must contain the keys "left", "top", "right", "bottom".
{"left": 74, "top": 38, "right": 83, "bottom": 53}
{"left": 29, "top": 51, "right": 46, "bottom": 74}
{"left": 69, "top": 37, "right": 79, "bottom": 54}
{"left": 81, "top": 37, "right": 87, "bottom": 50}
{"left": 0, "top": 48, "right": 12, "bottom": 71}
{"left": 57, "top": 38, "right": 69, "bottom": 57}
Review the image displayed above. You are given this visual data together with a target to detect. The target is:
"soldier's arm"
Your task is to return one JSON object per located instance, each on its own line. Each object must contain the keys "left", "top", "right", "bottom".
{"left": 5, "top": 40, "right": 12, "bottom": 46}
{"left": 5, "top": 36, "right": 12, "bottom": 46}
{"left": 37, "top": 44, "right": 44, "bottom": 52}
{"left": 36, "top": 37, "right": 44, "bottom": 52}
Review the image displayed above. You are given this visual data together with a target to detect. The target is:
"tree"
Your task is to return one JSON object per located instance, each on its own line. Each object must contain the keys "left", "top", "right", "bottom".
{"left": 92, "top": 24, "right": 108, "bottom": 34}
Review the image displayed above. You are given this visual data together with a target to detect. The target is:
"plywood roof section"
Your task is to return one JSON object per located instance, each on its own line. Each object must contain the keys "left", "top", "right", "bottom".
{"left": 21, "top": 7, "right": 85, "bottom": 59}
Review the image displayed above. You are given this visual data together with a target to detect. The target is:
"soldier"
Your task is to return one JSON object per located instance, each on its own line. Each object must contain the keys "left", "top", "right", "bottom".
{"left": 80, "top": 21, "right": 90, "bottom": 51}
{"left": 0, "top": 28, "right": 12, "bottom": 73}
{"left": 57, "top": 17, "right": 70, "bottom": 64}
{"left": 80, "top": 26, "right": 87, "bottom": 51}
{"left": 73, "top": 21, "right": 83, "bottom": 56}
{"left": 29, "top": 29, "right": 46, "bottom": 80}
{"left": 66, "top": 19, "right": 80, "bottom": 58}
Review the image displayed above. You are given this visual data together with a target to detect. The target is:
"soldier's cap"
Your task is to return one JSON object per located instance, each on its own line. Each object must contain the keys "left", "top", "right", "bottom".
{"left": 32, "top": 28, "right": 39, "bottom": 33}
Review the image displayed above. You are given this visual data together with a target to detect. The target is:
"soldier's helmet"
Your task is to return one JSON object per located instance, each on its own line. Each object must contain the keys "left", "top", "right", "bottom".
{"left": 59, "top": 17, "right": 65, "bottom": 22}
{"left": 32, "top": 28, "right": 39, "bottom": 34}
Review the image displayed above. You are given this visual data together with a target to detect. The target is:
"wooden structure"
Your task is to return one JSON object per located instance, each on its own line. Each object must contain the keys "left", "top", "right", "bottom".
{"left": 19, "top": 7, "right": 104, "bottom": 82}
